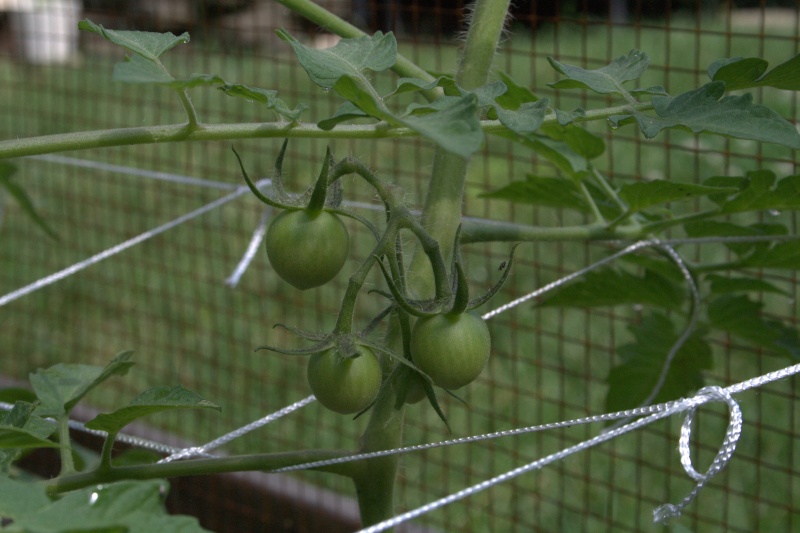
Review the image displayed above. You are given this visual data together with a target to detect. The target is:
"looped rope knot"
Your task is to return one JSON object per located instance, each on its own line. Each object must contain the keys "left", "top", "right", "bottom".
{"left": 654, "top": 385, "right": 743, "bottom": 524}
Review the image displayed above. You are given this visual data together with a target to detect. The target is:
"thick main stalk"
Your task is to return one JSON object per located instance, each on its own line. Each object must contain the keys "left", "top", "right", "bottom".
{"left": 352, "top": 0, "right": 514, "bottom": 528}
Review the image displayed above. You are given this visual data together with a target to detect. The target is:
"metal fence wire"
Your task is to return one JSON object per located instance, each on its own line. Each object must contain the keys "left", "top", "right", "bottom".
{"left": 1, "top": 1, "right": 798, "bottom": 532}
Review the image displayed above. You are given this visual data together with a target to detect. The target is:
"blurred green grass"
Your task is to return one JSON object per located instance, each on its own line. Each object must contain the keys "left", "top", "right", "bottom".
{"left": 1, "top": 11, "right": 799, "bottom": 532}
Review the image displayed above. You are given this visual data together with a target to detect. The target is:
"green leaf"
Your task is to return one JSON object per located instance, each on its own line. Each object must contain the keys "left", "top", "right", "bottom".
{"left": 719, "top": 171, "right": 800, "bottom": 214}
{"left": 706, "top": 274, "right": 789, "bottom": 296}
{"left": 554, "top": 107, "right": 587, "bottom": 126}
{"left": 741, "top": 239, "right": 800, "bottom": 270}
{"left": 539, "top": 267, "right": 684, "bottom": 310}
{"left": 539, "top": 123, "right": 606, "bottom": 160}
{"left": 481, "top": 174, "right": 590, "bottom": 212}
{"left": 0, "top": 401, "right": 57, "bottom": 457}
{"left": 495, "top": 130, "right": 589, "bottom": 178}
{"left": 78, "top": 20, "right": 189, "bottom": 60}
{"left": 683, "top": 220, "right": 787, "bottom": 257}
{"left": 332, "top": 75, "right": 396, "bottom": 122}
{"left": 3, "top": 479, "right": 211, "bottom": 533}
{"left": 318, "top": 101, "right": 371, "bottom": 130}
{"left": 548, "top": 50, "right": 662, "bottom": 97}
{"left": 389, "top": 76, "right": 460, "bottom": 98}
{"left": 471, "top": 81, "right": 507, "bottom": 107}
{"left": 0, "top": 162, "right": 59, "bottom": 240}
{"left": 113, "top": 53, "right": 174, "bottom": 84}
{"left": 167, "top": 73, "right": 226, "bottom": 90}
{"left": 396, "top": 94, "right": 483, "bottom": 159}
{"left": 494, "top": 99, "right": 549, "bottom": 135}
{"left": 618, "top": 180, "right": 738, "bottom": 213}
{"left": 494, "top": 71, "right": 540, "bottom": 108}
{"left": 277, "top": 29, "right": 396, "bottom": 89}
{"left": 219, "top": 84, "right": 307, "bottom": 121}
{"left": 85, "top": 386, "right": 220, "bottom": 434}
{"left": 606, "top": 313, "right": 712, "bottom": 412}
{"left": 30, "top": 351, "right": 135, "bottom": 417}
{"left": 609, "top": 82, "right": 800, "bottom": 149}
{"left": 0, "top": 425, "right": 59, "bottom": 450}
{"left": 709, "top": 53, "right": 800, "bottom": 91}
{"left": 709, "top": 294, "right": 800, "bottom": 358}
{"left": 0, "top": 477, "right": 52, "bottom": 519}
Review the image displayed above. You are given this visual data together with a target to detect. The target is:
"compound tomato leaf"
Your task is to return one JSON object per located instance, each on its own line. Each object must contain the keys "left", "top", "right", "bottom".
{"left": 481, "top": 174, "right": 590, "bottom": 212}
{"left": 606, "top": 313, "right": 711, "bottom": 413}
{"left": 0, "top": 477, "right": 52, "bottom": 520}
{"left": 539, "top": 123, "right": 606, "bottom": 160}
{"left": 112, "top": 53, "right": 174, "bottom": 84}
{"left": 167, "top": 73, "right": 226, "bottom": 90}
{"left": 494, "top": 71, "right": 540, "bottom": 109}
{"left": 0, "top": 426, "right": 59, "bottom": 450}
{"left": 388, "top": 76, "right": 459, "bottom": 98}
{"left": 609, "top": 82, "right": 800, "bottom": 149}
{"left": 707, "top": 57, "right": 769, "bottom": 90}
{"left": 683, "top": 220, "right": 787, "bottom": 258}
{"left": 397, "top": 94, "right": 483, "bottom": 158}
{"left": 709, "top": 53, "right": 800, "bottom": 91}
{"left": 30, "top": 351, "right": 135, "bottom": 418}
{"left": 618, "top": 180, "right": 738, "bottom": 213}
{"left": 494, "top": 130, "right": 589, "bottom": 178}
{"left": 494, "top": 99, "right": 549, "bottom": 135}
{"left": 85, "top": 386, "right": 220, "bottom": 434}
{"left": 741, "top": 239, "right": 800, "bottom": 270}
{"left": 548, "top": 49, "right": 653, "bottom": 96}
{"left": 720, "top": 171, "right": 800, "bottom": 214}
{"left": 709, "top": 294, "right": 800, "bottom": 359}
{"left": 318, "top": 101, "right": 372, "bottom": 130}
{"left": 6, "top": 480, "right": 211, "bottom": 533}
{"left": 705, "top": 274, "right": 789, "bottom": 296}
{"left": 219, "top": 84, "right": 307, "bottom": 122}
{"left": 332, "top": 75, "right": 396, "bottom": 123}
{"left": 79, "top": 19, "right": 189, "bottom": 60}
{"left": 539, "top": 267, "right": 684, "bottom": 310}
{"left": 277, "top": 29, "right": 396, "bottom": 89}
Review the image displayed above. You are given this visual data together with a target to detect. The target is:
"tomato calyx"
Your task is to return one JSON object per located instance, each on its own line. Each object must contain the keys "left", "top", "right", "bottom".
{"left": 374, "top": 235, "right": 518, "bottom": 319}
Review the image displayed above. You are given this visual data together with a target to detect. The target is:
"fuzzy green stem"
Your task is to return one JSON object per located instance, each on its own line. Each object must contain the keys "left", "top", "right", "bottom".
{"left": 176, "top": 90, "right": 200, "bottom": 128}
{"left": 459, "top": 218, "right": 644, "bottom": 244}
{"left": 455, "top": 0, "right": 512, "bottom": 91}
{"left": 98, "top": 431, "right": 118, "bottom": 471}
{"left": 57, "top": 415, "right": 75, "bottom": 476}
{"left": 351, "top": 2, "right": 515, "bottom": 528}
{"left": 0, "top": 103, "right": 654, "bottom": 161}
{"left": 47, "top": 449, "right": 354, "bottom": 496}
{"left": 407, "top": 0, "right": 514, "bottom": 296}
{"left": 351, "top": 383, "right": 405, "bottom": 527}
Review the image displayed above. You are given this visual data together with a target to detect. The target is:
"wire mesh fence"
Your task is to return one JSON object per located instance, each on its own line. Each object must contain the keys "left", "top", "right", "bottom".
{"left": 1, "top": 1, "right": 799, "bottom": 531}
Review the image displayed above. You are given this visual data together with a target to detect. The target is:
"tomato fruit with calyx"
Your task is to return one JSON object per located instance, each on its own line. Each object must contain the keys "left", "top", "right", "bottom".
{"left": 307, "top": 346, "right": 382, "bottom": 414}
{"left": 265, "top": 209, "right": 350, "bottom": 290}
{"left": 410, "top": 312, "right": 491, "bottom": 390}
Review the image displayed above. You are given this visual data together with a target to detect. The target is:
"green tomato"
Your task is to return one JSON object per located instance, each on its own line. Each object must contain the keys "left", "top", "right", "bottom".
{"left": 401, "top": 372, "right": 427, "bottom": 404}
{"left": 307, "top": 346, "right": 382, "bottom": 415}
{"left": 265, "top": 209, "right": 349, "bottom": 290}
{"left": 410, "top": 312, "right": 491, "bottom": 390}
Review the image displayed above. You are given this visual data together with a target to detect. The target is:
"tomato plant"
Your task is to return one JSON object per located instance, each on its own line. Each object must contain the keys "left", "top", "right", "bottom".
{"left": 2, "top": 0, "right": 800, "bottom": 531}
{"left": 265, "top": 209, "right": 350, "bottom": 290}
{"left": 410, "top": 313, "right": 491, "bottom": 390}
{"left": 307, "top": 346, "right": 381, "bottom": 414}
